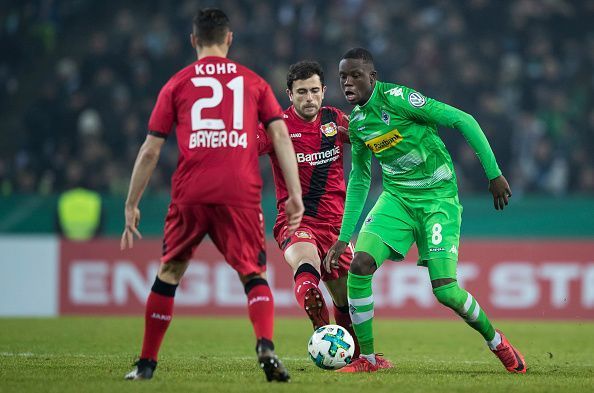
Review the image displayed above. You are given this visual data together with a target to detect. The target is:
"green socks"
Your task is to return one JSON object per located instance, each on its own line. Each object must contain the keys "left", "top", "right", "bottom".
{"left": 433, "top": 281, "right": 495, "bottom": 341}
{"left": 347, "top": 272, "right": 375, "bottom": 355}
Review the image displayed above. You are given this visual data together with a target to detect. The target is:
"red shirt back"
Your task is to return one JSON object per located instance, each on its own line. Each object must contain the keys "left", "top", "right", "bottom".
{"left": 259, "top": 106, "right": 349, "bottom": 226}
{"left": 148, "top": 56, "right": 283, "bottom": 207}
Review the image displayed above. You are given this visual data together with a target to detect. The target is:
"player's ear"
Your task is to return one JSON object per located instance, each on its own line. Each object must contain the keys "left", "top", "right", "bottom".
{"left": 226, "top": 31, "right": 233, "bottom": 47}
{"left": 190, "top": 33, "right": 198, "bottom": 49}
{"left": 286, "top": 88, "right": 293, "bottom": 102}
{"left": 369, "top": 70, "right": 377, "bottom": 84}
{"left": 321, "top": 85, "right": 327, "bottom": 99}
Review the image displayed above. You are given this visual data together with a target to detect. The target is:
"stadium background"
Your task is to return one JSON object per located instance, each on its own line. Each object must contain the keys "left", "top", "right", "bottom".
{"left": 0, "top": 0, "right": 593, "bottom": 320}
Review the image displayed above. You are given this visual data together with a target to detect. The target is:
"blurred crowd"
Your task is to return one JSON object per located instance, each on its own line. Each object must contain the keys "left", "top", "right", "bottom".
{"left": 1, "top": 0, "right": 593, "bottom": 197}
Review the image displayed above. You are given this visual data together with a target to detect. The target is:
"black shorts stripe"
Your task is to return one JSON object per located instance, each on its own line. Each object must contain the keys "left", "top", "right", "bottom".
{"left": 303, "top": 108, "right": 337, "bottom": 218}
{"left": 148, "top": 130, "right": 168, "bottom": 139}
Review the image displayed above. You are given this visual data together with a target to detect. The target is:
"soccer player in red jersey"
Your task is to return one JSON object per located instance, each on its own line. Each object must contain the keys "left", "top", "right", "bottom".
{"left": 258, "top": 61, "right": 359, "bottom": 357}
{"left": 120, "top": 8, "right": 303, "bottom": 382}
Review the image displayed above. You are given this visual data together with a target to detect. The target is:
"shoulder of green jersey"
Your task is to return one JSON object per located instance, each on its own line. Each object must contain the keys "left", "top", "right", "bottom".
{"left": 351, "top": 108, "right": 366, "bottom": 122}
{"left": 408, "top": 91, "right": 426, "bottom": 108}
{"left": 384, "top": 86, "right": 405, "bottom": 100}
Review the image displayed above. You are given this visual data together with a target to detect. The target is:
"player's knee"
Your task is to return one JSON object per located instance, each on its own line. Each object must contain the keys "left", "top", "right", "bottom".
{"left": 349, "top": 252, "right": 377, "bottom": 276}
{"left": 432, "top": 281, "right": 464, "bottom": 310}
{"left": 243, "top": 275, "right": 269, "bottom": 295}
{"left": 157, "top": 260, "right": 189, "bottom": 285}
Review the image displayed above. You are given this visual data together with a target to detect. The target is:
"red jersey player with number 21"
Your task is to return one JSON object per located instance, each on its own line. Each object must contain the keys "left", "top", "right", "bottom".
{"left": 120, "top": 8, "right": 303, "bottom": 382}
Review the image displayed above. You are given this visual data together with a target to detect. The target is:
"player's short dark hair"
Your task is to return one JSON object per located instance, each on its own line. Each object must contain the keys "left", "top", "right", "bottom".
{"left": 341, "top": 47, "right": 374, "bottom": 65}
{"left": 192, "top": 8, "right": 230, "bottom": 46}
{"left": 286, "top": 60, "right": 325, "bottom": 91}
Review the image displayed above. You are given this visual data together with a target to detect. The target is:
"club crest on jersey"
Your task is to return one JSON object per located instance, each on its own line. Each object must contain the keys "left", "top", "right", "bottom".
{"left": 320, "top": 122, "right": 337, "bottom": 137}
{"left": 294, "top": 230, "right": 312, "bottom": 239}
{"left": 381, "top": 110, "right": 390, "bottom": 125}
{"left": 408, "top": 92, "right": 426, "bottom": 108}
{"left": 365, "top": 129, "right": 403, "bottom": 153}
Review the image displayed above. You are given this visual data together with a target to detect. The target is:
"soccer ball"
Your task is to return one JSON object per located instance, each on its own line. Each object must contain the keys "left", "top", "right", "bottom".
{"left": 307, "top": 324, "right": 355, "bottom": 370}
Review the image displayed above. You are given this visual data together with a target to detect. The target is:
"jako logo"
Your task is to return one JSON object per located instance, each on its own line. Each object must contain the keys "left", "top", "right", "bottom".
{"left": 151, "top": 313, "right": 172, "bottom": 321}
{"left": 249, "top": 296, "right": 270, "bottom": 306}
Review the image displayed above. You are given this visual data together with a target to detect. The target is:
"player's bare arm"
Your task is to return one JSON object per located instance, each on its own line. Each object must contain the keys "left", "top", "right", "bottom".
{"left": 266, "top": 119, "right": 304, "bottom": 234}
{"left": 121, "top": 135, "right": 165, "bottom": 250}
{"left": 489, "top": 175, "right": 512, "bottom": 211}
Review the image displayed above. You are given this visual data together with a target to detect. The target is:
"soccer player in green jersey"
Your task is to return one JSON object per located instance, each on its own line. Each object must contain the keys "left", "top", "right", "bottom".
{"left": 325, "top": 48, "right": 526, "bottom": 374}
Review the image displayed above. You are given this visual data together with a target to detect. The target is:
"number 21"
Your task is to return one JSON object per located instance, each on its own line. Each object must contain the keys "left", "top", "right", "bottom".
{"left": 190, "top": 76, "right": 244, "bottom": 131}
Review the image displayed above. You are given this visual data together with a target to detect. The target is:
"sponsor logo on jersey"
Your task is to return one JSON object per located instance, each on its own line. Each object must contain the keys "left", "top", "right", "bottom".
{"left": 365, "top": 129, "right": 403, "bottom": 153}
{"left": 290, "top": 133, "right": 302, "bottom": 138}
{"left": 449, "top": 245, "right": 458, "bottom": 254}
{"left": 408, "top": 92, "right": 426, "bottom": 108}
{"left": 385, "top": 87, "right": 404, "bottom": 99}
{"left": 381, "top": 110, "right": 390, "bottom": 125}
{"left": 364, "top": 215, "right": 373, "bottom": 224}
{"left": 296, "top": 145, "right": 341, "bottom": 166}
{"left": 320, "top": 122, "right": 338, "bottom": 137}
{"left": 429, "top": 247, "right": 446, "bottom": 253}
{"left": 294, "top": 230, "right": 312, "bottom": 239}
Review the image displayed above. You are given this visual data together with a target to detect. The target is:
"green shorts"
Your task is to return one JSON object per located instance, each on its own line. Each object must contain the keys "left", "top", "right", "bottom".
{"left": 355, "top": 191, "right": 462, "bottom": 278}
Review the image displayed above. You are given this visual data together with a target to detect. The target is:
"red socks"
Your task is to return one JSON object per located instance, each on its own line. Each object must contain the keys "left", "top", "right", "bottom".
{"left": 245, "top": 278, "right": 274, "bottom": 341}
{"left": 140, "top": 277, "right": 177, "bottom": 361}
{"left": 294, "top": 271, "right": 321, "bottom": 308}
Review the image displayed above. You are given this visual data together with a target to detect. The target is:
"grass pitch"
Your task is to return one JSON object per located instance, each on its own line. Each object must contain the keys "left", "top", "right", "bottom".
{"left": 0, "top": 317, "right": 593, "bottom": 393}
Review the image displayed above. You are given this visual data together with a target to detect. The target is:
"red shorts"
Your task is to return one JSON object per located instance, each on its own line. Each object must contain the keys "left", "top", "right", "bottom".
{"left": 161, "top": 203, "right": 266, "bottom": 276}
{"left": 273, "top": 217, "right": 353, "bottom": 281}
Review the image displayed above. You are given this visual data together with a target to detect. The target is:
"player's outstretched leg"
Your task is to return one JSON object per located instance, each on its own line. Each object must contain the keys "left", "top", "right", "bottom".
{"left": 294, "top": 263, "right": 330, "bottom": 329}
{"left": 244, "top": 276, "right": 290, "bottom": 382}
{"left": 125, "top": 271, "right": 180, "bottom": 380}
{"left": 430, "top": 271, "right": 527, "bottom": 373}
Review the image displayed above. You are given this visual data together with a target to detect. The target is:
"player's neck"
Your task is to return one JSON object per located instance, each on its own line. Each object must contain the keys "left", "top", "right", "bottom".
{"left": 197, "top": 45, "right": 229, "bottom": 60}
{"left": 359, "top": 81, "right": 377, "bottom": 106}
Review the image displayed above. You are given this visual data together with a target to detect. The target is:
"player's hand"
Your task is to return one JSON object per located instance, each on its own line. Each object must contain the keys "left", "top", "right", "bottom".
{"left": 120, "top": 205, "right": 142, "bottom": 250}
{"left": 488, "top": 175, "right": 512, "bottom": 211}
{"left": 284, "top": 195, "right": 304, "bottom": 235}
{"left": 324, "top": 240, "right": 348, "bottom": 272}
{"left": 338, "top": 114, "right": 350, "bottom": 143}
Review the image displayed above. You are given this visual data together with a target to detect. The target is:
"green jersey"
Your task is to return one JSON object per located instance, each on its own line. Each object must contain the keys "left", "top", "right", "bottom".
{"left": 339, "top": 81, "right": 502, "bottom": 242}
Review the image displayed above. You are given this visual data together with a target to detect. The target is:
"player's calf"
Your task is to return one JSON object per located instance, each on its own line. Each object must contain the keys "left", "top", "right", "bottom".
{"left": 294, "top": 263, "right": 329, "bottom": 329}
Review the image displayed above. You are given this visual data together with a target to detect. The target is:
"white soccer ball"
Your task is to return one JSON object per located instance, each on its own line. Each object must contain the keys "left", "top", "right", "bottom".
{"left": 307, "top": 324, "right": 355, "bottom": 370}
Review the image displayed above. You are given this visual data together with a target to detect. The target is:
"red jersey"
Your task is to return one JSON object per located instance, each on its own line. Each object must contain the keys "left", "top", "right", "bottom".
{"left": 148, "top": 56, "right": 283, "bottom": 208}
{"left": 259, "top": 106, "right": 349, "bottom": 225}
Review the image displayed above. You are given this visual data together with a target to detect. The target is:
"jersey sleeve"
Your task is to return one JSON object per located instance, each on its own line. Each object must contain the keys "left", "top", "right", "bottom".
{"left": 339, "top": 129, "right": 371, "bottom": 242}
{"left": 256, "top": 123, "right": 273, "bottom": 156}
{"left": 387, "top": 85, "right": 502, "bottom": 180}
{"left": 335, "top": 108, "right": 351, "bottom": 144}
{"left": 257, "top": 80, "right": 283, "bottom": 127}
{"left": 147, "top": 79, "right": 176, "bottom": 138}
